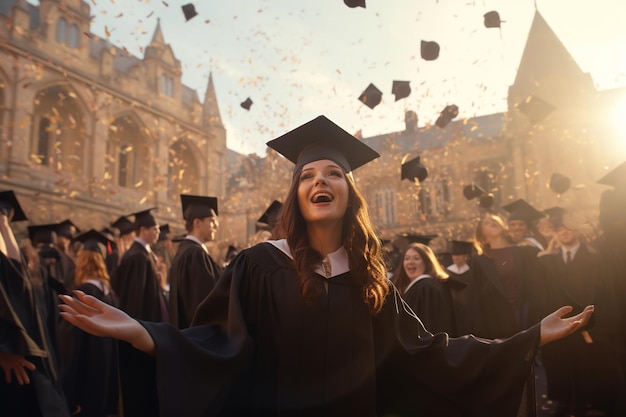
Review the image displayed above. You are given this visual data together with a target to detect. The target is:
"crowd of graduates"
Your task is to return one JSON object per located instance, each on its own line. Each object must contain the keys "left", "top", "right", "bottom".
{"left": 1, "top": 140, "right": 626, "bottom": 416}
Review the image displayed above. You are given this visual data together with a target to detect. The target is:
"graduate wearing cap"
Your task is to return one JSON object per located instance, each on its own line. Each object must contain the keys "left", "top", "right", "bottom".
{"left": 112, "top": 208, "right": 167, "bottom": 417}
{"left": 59, "top": 115, "right": 594, "bottom": 417}
{"left": 536, "top": 212, "right": 623, "bottom": 416}
{"left": 110, "top": 215, "right": 136, "bottom": 270}
{"left": 152, "top": 224, "right": 176, "bottom": 297}
{"left": 503, "top": 198, "right": 546, "bottom": 250}
{"left": 113, "top": 208, "right": 167, "bottom": 322}
{"left": 168, "top": 195, "right": 222, "bottom": 330}
{"left": 60, "top": 229, "right": 119, "bottom": 417}
{"left": 445, "top": 240, "right": 474, "bottom": 337}
{"left": 54, "top": 219, "right": 79, "bottom": 292}
{"left": 0, "top": 194, "right": 71, "bottom": 417}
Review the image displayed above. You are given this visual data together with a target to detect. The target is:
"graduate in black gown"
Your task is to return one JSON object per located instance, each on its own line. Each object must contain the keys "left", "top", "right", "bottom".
{"left": 0, "top": 191, "right": 70, "bottom": 417}
{"left": 60, "top": 116, "right": 594, "bottom": 417}
{"left": 391, "top": 242, "right": 456, "bottom": 335}
{"left": 168, "top": 194, "right": 222, "bottom": 329}
{"left": 60, "top": 229, "right": 119, "bottom": 417}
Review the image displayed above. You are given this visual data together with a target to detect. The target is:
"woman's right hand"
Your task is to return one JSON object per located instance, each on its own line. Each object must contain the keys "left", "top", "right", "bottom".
{"left": 59, "top": 291, "right": 156, "bottom": 355}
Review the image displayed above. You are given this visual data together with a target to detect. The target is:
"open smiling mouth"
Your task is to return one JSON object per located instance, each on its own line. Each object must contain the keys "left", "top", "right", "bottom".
{"left": 312, "top": 193, "right": 333, "bottom": 203}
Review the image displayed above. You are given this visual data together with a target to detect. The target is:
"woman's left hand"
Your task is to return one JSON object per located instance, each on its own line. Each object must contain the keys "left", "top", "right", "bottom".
{"left": 539, "top": 305, "right": 594, "bottom": 347}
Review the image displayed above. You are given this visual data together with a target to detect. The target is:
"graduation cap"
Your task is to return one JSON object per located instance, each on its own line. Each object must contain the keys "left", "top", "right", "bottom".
{"left": 256, "top": 200, "right": 283, "bottom": 231}
{"left": 463, "top": 184, "right": 485, "bottom": 200}
{"left": 401, "top": 156, "right": 428, "bottom": 183}
{"left": 56, "top": 219, "right": 80, "bottom": 239}
{"left": 181, "top": 3, "right": 198, "bottom": 21}
{"left": 516, "top": 95, "right": 556, "bottom": 125}
{"left": 132, "top": 208, "right": 158, "bottom": 229}
{"left": 483, "top": 11, "right": 503, "bottom": 28}
{"left": 28, "top": 224, "right": 58, "bottom": 246}
{"left": 344, "top": 0, "right": 365, "bottom": 8}
{"left": 503, "top": 199, "right": 544, "bottom": 224}
{"left": 549, "top": 172, "right": 571, "bottom": 194}
{"left": 597, "top": 161, "right": 626, "bottom": 190}
{"left": 391, "top": 80, "right": 411, "bottom": 101}
{"left": 74, "top": 229, "right": 114, "bottom": 259}
{"left": 421, "top": 40, "right": 440, "bottom": 61}
{"left": 358, "top": 83, "right": 383, "bottom": 110}
{"left": 181, "top": 194, "right": 218, "bottom": 221}
{"left": 401, "top": 233, "right": 438, "bottom": 246}
{"left": 0, "top": 190, "right": 27, "bottom": 222}
{"left": 241, "top": 97, "right": 253, "bottom": 110}
{"left": 158, "top": 224, "right": 170, "bottom": 242}
{"left": 435, "top": 104, "right": 459, "bottom": 128}
{"left": 266, "top": 115, "right": 380, "bottom": 174}
{"left": 111, "top": 216, "right": 134, "bottom": 236}
{"left": 479, "top": 193, "right": 495, "bottom": 209}
{"left": 450, "top": 240, "right": 473, "bottom": 255}
{"left": 543, "top": 207, "right": 567, "bottom": 227}
{"left": 39, "top": 245, "right": 61, "bottom": 261}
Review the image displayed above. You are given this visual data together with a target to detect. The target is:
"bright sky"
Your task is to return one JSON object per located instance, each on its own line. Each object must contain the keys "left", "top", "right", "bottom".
{"left": 53, "top": 0, "right": 626, "bottom": 155}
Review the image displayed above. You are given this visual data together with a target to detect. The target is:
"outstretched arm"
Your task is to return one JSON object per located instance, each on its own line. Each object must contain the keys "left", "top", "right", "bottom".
{"left": 539, "top": 305, "right": 594, "bottom": 347}
{"left": 59, "top": 290, "right": 156, "bottom": 355}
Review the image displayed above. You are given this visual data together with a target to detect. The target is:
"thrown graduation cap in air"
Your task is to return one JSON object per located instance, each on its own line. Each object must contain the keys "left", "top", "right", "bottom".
{"left": 483, "top": 11, "right": 503, "bottom": 28}
{"left": 597, "top": 161, "right": 626, "bottom": 190}
{"left": 401, "top": 232, "right": 438, "bottom": 246}
{"left": 516, "top": 95, "right": 556, "bottom": 125}
{"left": 503, "top": 199, "right": 544, "bottom": 224}
{"left": 391, "top": 80, "right": 411, "bottom": 101}
{"left": 181, "top": 3, "right": 198, "bottom": 21}
{"left": 241, "top": 97, "right": 253, "bottom": 111}
{"left": 74, "top": 229, "right": 114, "bottom": 259}
{"left": 344, "top": 0, "right": 366, "bottom": 8}
{"left": 450, "top": 240, "right": 473, "bottom": 255}
{"left": 111, "top": 216, "right": 134, "bottom": 237}
{"left": 358, "top": 83, "right": 383, "bottom": 109}
{"left": 401, "top": 155, "right": 428, "bottom": 183}
{"left": 463, "top": 184, "right": 485, "bottom": 200}
{"left": 479, "top": 193, "right": 495, "bottom": 209}
{"left": 28, "top": 224, "right": 58, "bottom": 246}
{"left": 132, "top": 208, "right": 158, "bottom": 229}
{"left": 266, "top": 115, "right": 380, "bottom": 174}
{"left": 0, "top": 190, "right": 27, "bottom": 222}
{"left": 158, "top": 224, "right": 170, "bottom": 242}
{"left": 181, "top": 194, "right": 218, "bottom": 221}
{"left": 435, "top": 104, "right": 459, "bottom": 128}
{"left": 421, "top": 40, "right": 440, "bottom": 61}
{"left": 256, "top": 200, "right": 283, "bottom": 231}
{"left": 549, "top": 172, "right": 571, "bottom": 194}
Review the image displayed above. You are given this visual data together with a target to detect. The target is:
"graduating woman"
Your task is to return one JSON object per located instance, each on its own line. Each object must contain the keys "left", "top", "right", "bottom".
{"left": 60, "top": 116, "right": 593, "bottom": 417}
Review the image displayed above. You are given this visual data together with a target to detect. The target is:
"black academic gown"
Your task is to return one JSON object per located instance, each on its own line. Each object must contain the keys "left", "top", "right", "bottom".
{"left": 537, "top": 245, "right": 624, "bottom": 415}
{"left": 467, "top": 245, "right": 543, "bottom": 339}
{"left": 0, "top": 252, "right": 70, "bottom": 417}
{"left": 113, "top": 241, "right": 167, "bottom": 322}
{"left": 401, "top": 276, "right": 456, "bottom": 335}
{"left": 60, "top": 282, "right": 119, "bottom": 417}
{"left": 121, "top": 242, "right": 541, "bottom": 417}
{"left": 168, "top": 238, "right": 222, "bottom": 329}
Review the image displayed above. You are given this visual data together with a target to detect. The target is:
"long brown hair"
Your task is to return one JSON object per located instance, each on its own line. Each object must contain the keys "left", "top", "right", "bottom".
{"left": 474, "top": 213, "right": 514, "bottom": 255}
{"left": 74, "top": 250, "right": 111, "bottom": 290}
{"left": 280, "top": 169, "right": 389, "bottom": 315}
{"left": 392, "top": 243, "right": 448, "bottom": 294}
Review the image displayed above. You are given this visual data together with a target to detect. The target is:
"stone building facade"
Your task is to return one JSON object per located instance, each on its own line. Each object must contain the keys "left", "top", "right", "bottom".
{"left": 0, "top": 0, "right": 227, "bottom": 239}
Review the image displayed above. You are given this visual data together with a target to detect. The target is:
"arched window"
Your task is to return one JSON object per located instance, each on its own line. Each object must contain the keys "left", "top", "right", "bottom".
{"left": 108, "top": 115, "right": 150, "bottom": 191}
{"left": 32, "top": 86, "right": 86, "bottom": 174}
{"left": 56, "top": 18, "right": 67, "bottom": 43}
{"left": 37, "top": 117, "right": 52, "bottom": 165}
{"left": 69, "top": 24, "right": 79, "bottom": 48}
{"left": 373, "top": 188, "right": 396, "bottom": 226}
